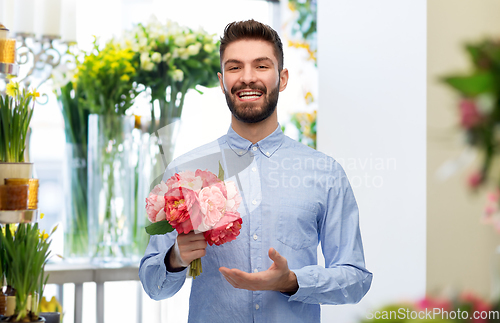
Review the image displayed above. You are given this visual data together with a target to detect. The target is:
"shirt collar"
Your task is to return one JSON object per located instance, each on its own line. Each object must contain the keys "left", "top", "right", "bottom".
{"left": 226, "top": 124, "right": 284, "bottom": 158}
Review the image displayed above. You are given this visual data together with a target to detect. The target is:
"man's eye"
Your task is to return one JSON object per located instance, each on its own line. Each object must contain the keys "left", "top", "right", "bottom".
{"left": 257, "top": 65, "right": 268, "bottom": 69}
{"left": 228, "top": 66, "right": 239, "bottom": 71}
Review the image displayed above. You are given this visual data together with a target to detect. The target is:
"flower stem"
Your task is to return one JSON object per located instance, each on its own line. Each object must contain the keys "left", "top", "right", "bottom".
{"left": 189, "top": 258, "right": 202, "bottom": 279}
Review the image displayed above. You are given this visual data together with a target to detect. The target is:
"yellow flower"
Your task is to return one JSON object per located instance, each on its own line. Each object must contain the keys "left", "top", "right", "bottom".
{"left": 305, "top": 92, "right": 314, "bottom": 105}
{"left": 40, "top": 296, "right": 63, "bottom": 318}
{"left": 39, "top": 230, "right": 49, "bottom": 241}
{"left": 120, "top": 74, "right": 130, "bottom": 82}
{"left": 6, "top": 82, "right": 19, "bottom": 97}
{"left": 2, "top": 224, "right": 17, "bottom": 236}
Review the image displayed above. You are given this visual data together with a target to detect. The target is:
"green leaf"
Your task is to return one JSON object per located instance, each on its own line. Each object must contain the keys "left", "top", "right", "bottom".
{"left": 185, "top": 59, "right": 202, "bottom": 69}
{"left": 145, "top": 221, "right": 174, "bottom": 235}
{"left": 218, "top": 161, "right": 224, "bottom": 181}
{"left": 441, "top": 72, "right": 494, "bottom": 96}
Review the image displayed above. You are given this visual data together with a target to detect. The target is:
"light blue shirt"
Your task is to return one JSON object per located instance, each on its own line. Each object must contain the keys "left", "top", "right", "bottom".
{"left": 139, "top": 125, "right": 372, "bottom": 323}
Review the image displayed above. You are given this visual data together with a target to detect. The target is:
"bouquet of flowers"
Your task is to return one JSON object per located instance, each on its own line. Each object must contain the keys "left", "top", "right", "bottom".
{"left": 145, "top": 163, "right": 243, "bottom": 278}
{"left": 120, "top": 16, "right": 220, "bottom": 131}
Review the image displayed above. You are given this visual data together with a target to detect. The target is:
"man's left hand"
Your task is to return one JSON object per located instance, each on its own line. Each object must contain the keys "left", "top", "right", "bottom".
{"left": 219, "top": 248, "right": 299, "bottom": 294}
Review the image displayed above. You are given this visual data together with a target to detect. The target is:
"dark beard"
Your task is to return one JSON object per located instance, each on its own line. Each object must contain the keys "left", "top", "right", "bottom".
{"left": 225, "top": 82, "right": 280, "bottom": 124}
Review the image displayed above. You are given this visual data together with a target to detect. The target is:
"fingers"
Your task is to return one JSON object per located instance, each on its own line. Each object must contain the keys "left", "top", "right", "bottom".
{"left": 176, "top": 231, "right": 207, "bottom": 263}
{"left": 268, "top": 248, "right": 285, "bottom": 266}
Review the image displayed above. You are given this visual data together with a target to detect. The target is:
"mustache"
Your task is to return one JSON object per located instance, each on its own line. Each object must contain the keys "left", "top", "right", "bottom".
{"left": 231, "top": 84, "right": 267, "bottom": 95}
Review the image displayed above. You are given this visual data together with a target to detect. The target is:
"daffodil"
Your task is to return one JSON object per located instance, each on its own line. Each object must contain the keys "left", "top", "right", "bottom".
{"left": 6, "top": 81, "right": 19, "bottom": 97}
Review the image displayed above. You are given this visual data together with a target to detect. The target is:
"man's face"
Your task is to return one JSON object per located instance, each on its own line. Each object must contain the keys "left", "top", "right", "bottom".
{"left": 218, "top": 39, "right": 288, "bottom": 124}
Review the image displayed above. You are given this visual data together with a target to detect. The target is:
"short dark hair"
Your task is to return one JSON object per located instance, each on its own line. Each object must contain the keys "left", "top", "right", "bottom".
{"left": 220, "top": 19, "right": 284, "bottom": 72}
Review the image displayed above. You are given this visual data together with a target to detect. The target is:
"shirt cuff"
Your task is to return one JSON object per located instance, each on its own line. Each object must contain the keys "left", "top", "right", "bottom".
{"left": 285, "top": 267, "right": 318, "bottom": 302}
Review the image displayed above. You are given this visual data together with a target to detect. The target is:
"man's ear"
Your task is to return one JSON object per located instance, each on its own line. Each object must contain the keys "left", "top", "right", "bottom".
{"left": 279, "top": 68, "right": 289, "bottom": 92}
{"left": 218, "top": 72, "right": 225, "bottom": 94}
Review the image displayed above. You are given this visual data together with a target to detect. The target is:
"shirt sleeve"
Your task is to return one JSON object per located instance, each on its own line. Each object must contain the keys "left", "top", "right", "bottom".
{"left": 286, "top": 163, "right": 373, "bottom": 305}
{"left": 139, "top": 223, "right": 188, "bottom": 300}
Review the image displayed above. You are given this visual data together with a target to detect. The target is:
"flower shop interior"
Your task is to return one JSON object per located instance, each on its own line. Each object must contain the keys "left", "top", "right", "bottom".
{"left": 1, "top": 0, "right": 499, "bottom": 322}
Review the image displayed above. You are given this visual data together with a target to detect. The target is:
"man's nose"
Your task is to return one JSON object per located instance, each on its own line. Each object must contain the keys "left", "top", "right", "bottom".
{"left": 239, "top": 66, "right": 257, "bottom": 84}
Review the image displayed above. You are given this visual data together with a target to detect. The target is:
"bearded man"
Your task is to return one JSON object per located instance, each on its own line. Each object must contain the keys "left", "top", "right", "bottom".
{"left": 140, "top": 19, "right": 372, "bottom": 323}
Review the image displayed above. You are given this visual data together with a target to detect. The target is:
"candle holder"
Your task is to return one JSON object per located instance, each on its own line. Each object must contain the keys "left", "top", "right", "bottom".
{"left": 0, "top": 24, "right": 75, "bottom": 98}
{"left": 0, "top": 24, "right": 19, "bottom": 79}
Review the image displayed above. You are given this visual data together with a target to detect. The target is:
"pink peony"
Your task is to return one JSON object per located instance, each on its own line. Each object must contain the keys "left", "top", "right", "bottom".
{"left": 146, "top": 181, "right": 170, "bottom": 223}
{"left": 195, "top": 169, "right": 221, "bottom": 187}
{"left": 164, "top": 187, "right": 200, "bottom": 234}
{"left": 225, "top": 181, "right": 242, "bottom": 213}
{"left": 166, "top": 171, "right": 203, "bottom": 193}
{"left": 204, "top": 212, "right": 243, "bottom": 246}
{"left": 197, "top": 185, "right": 227, "bottom": 231}
{"left": 460, "top": 99, "right": 482, "bottom": 129}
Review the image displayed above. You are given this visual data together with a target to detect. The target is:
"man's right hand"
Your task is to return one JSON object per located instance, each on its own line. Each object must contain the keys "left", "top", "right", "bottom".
{"left": 167, "top": 231, "right": 207, "bottom": 271}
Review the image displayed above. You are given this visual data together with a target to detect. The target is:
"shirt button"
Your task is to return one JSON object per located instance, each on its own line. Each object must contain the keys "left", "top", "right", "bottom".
{"left": 255, "top": 304, "right": 260, "bottom": 310}
{"left": 253, "top": 268, "right": 258, "bottom": 273}
{"left": 253, "top": 234, "right": 258, "bottom": 240}
{"left": 158, "top": 286, "right": 161, "bottom": 290}
{"left": 252, "top": 167, "right": 257, "bottom": 172}
{"left": 252, "top": 200, "right": 257, "bottom": 205}
{"left": 266, "top": 152, "right": 270, "bottom": 156}
{"left": 252, "top": 146, "right": 258, "bottom": 151}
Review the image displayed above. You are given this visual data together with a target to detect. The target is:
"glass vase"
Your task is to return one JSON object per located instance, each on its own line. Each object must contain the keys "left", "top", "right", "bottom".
{"left": 133, "top": 117, "right": 181, "bottom": 259}
{"left": 63, "top": 143, "right": 89, "bottom": 261}
{"left": 88, "top": 114, "right": 135, "bottom": 264}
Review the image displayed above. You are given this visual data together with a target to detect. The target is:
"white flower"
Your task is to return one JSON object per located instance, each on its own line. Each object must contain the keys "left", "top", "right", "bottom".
{"left": 172, "top": 69, "right": 184, "bottom": 82}
{"left": 477, "top": 93, "right": 495, "bottom": 115}
{"left": 185, "top": 34, "right": 196, "bottom": 45}
{"left": 151, "top": 52, "right": 162, "bottom": 63}
{"left": 143, "top": 61, "right": 155, "bottom": 71}
{"left": 162, "top": 52, "right": 172, "bottom": 62}
{"left": 174, "top": 35, "right": 187, "bottom": 47}
{"left": 139, "top": 38, "right": 148, "bottom": 50}
{"left": 140, "top": 52, "right": 150, "bottom": 64}
{"left": 186, "top": 44, "right": 200, "bottom": 56}
{"left": 203, "top": 43, "right": 215, "bottom": 53}
{"left": 172, "top": 48, "right": 180, "bottom": 59}
{"left": 178, "top": 48, "right": 189, "bottom": 60}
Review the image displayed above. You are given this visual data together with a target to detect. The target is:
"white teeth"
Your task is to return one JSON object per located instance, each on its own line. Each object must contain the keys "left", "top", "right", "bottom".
{"left": 238, "top": 91, "right": 262, "bottom": 98}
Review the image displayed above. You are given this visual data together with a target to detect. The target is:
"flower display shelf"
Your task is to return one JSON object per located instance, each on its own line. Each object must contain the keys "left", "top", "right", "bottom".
{"left": 0, "top": 209, "right": 39, "bottom": 224}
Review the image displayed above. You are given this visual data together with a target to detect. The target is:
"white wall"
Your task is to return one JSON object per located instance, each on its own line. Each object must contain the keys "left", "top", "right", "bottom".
{"left": 317, "top": 1, "right": 427, "bottom": 322}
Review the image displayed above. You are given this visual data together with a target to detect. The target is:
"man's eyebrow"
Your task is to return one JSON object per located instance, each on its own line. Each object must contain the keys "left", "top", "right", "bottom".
{"left": 223, "top": 57, "right": 275, "bottom": 67}
{"left": 254, "top": 57, "right": 274, "bottom": 65}
{"left": 224, "top": 59, "right": 243, "bottom": 66}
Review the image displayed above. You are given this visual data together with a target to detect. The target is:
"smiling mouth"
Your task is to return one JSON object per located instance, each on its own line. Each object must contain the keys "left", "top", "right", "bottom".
{"left": 237, "top": 90, "right": 263, "bottom": 101}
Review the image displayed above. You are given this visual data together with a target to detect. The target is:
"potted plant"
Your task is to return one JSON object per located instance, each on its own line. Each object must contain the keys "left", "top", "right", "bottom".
{"left": 0, "top": 80, "right": 38, "bottom": 184}
{"left": 0, "top": 222, "right": 54, "bottom": 322}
